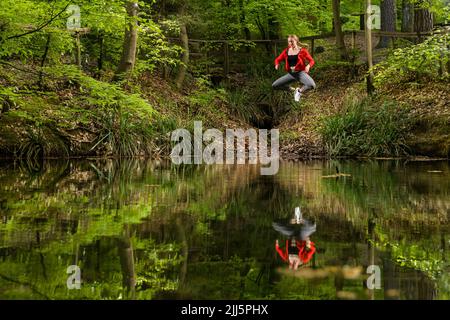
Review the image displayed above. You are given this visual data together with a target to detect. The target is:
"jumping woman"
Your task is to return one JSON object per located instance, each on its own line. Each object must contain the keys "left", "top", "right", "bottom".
{"left": 272, "top": 35, "right": 316, "bottom": 102}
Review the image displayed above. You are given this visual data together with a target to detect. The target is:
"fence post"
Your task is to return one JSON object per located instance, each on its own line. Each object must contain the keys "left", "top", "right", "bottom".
{"left": 310, "top": 38, "right": 315, "bottom": 57}
{"left": 75, "top": 31, "right": 81, "bottom": 68}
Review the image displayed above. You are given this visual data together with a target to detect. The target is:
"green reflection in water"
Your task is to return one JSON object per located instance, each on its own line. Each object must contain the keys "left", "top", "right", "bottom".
{"left": 0, "top": 159, "right": 449, "bottom": 300}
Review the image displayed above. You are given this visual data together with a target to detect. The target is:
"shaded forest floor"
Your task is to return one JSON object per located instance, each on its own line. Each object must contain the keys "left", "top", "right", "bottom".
{"left": 0, "top": 57, "right": 449, "bottom": 160}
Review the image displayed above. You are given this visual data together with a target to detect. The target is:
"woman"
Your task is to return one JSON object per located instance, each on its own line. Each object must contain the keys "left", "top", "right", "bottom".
{"left": 275, "top": 237, "right": 316, "bottom": 270}
{"left": 273, "top": 207, "right": 317, "bottom": 270}
{"left": 272, "top": 35, "right": 316, "bottom": 102}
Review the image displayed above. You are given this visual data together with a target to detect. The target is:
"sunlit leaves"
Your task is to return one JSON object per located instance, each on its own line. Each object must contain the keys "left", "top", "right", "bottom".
{"left": 372, "top": 34, "right": 450, "bottom": 85}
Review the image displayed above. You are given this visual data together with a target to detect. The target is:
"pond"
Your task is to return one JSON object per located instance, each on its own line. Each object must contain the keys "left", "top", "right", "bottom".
{"left": 0, "top": 159, "right": 449, "bottom": 300}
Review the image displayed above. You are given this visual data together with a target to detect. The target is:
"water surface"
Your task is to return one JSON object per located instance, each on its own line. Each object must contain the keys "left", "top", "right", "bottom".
{"left": 0, "top": 159, "right": 449, "bottom": 300}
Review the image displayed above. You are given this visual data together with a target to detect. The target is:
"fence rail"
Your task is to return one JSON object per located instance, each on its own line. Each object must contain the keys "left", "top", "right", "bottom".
{"left": 168, "top": 29, "right": 449, "bottom": 76}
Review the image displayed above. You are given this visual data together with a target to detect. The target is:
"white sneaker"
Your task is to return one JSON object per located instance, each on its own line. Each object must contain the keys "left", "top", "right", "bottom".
{"left": 294, "top": 88, "right": 302, "bottom": 102}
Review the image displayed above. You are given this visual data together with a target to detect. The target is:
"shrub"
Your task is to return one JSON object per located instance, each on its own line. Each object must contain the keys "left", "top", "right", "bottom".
{"left": 372, "top": 34, "right": 450, "bottom": 86}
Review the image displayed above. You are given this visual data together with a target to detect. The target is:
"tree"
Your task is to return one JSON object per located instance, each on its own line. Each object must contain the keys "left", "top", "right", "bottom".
{"left": 414, "top": 1, "right": 434, "bottom": 33}
{"left": 238, "top": 0, "right": 251, "bottom": 40}
{"left": 116, "top": 1, "right": 139, "bottom": 78}
{"left": 365, "top": 0, "right": 375, "bottom": 95}
{"left": 377, "top": 0, "right": 396, "bottom": 48}
{"left": 175, "top": 4, "right": 189, "bottom": 89}
{"left": 331, "top": 0, "right": 349, "bottom": 60}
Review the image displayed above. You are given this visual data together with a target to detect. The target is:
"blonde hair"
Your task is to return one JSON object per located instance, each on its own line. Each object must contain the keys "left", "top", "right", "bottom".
{"left": 287, "top": 34, "right": 308, "bottom": 48}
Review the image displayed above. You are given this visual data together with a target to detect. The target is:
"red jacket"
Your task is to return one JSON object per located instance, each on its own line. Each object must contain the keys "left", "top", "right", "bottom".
{"left": 275, "top": 239, "right": 316, "bottom": 264}
{"left": 274, "top": 47, "right": 315, "bottom": 73}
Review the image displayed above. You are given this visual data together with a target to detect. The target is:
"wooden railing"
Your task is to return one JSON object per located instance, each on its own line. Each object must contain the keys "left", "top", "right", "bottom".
{"left": 168, "top": 29, "right": 449, "bottom": 75}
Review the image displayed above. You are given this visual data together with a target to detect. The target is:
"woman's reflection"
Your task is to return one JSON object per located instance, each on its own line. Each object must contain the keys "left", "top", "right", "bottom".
{"left": 273, "top": 207, "right": 317, "bottom": 270}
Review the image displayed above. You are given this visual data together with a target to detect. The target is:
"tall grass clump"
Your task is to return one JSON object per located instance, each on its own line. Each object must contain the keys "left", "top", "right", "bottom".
{"left": 50, "top": 66, "right": 157, "bottom": 157}
{"left": 320, "top": 97, "right": 412, "bottom": 157}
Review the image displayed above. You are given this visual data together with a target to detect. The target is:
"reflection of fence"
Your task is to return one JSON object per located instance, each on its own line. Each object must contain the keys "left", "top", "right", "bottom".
{"left": 169, "top": 29, "right": 449, "bottom": 76}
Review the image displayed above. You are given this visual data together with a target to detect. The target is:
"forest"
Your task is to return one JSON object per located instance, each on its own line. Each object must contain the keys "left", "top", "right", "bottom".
{"left": 0, "top": 0, "right": 449, "bottom": 160}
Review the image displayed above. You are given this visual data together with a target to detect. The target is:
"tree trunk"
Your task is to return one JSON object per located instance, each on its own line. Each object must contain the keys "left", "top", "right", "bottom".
{"left": 365, "top": 0, "right": 375, "bottom": 95}
{"left": 383, "top": 255, "right": 400, "bottom": 299}
{"left": 414, "top": 1, "right": 433, "bottom": 33}
{"left": 176, "top": 7, "right": 189, "bottom": 89}
{"left": 401, "top": 0, "right": 414, "bottom": 32}
{"left": 255, "top": 14, "right": 267, "bottom": 40}
{"left": 239, "top": 0, "right": 251, "bottom": 41}
{"left": 367, "top": 215, "right": 376, "bottom": 300}
{"left": 377, "top": 0, "right": 396, "bottom": 48}
{"left": 117, "top": 226, "right": 136, "bottom": 299}
{"left": 331, "top": 0, "right": 349, "bottom": 60}
{"left": 447, "top": 50, "right": 450, "bottom": 74}
{"left": 97, "top": 33, "right": 104, "bottom": 78}
{"left": 176, "top": 218, "right": 188, "bottom": 289}
{"left": 115, "top": 2, "right": 139, "bottom": 78}
{"left": 75, "top": 32, "right": 81, "bottom": 68}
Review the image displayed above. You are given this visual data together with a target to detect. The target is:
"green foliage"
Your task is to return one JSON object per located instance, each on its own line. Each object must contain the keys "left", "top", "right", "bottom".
{"left": 320, "top": 97, "right": 412, "bottom": 157}
{"left": 185, "top": 0, "right": 332, "bottom": 40}
{"left": 0, "top": 64, "right": 159, "bottom": 158}
{"left": 188, "top": 77, "right": 226, "bottom": 107}
{"left": 372, "top": 34, "right": 450, "bottom": 86}
{"left": 135, "top": 239, "right": 183, "bottom": 296}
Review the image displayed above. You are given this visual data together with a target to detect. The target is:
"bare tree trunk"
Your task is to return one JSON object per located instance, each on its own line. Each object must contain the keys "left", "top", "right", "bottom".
{"left": 266, "top": 13, "right": 280, "bottom": 53}
{"left": 117, "top": 226, "right": 136, "bottom": 299}
{"left": 255, "top": 14, "right": 267, "bottom": 41}
{"left": 367, "top": 215, "right": 376, "bottom": 300}
{"left": 176, "top": 218, "right": 188, "bottom": 289}
{"left": 332, "top": 0, "right": 349, "bottom": 60}
{"left": 447, "top": 49, "right": 450, "bottom": 74}
{"left": 176, "top": 6, "right": 189, "bottom": 89}
{"left": 377, "top": 0, "right": 396, "bottom": 48}
{"left": 75, "top": 32, "right": 81, "bottom": 68}
{"left": 1, "top": 99, "right": 11, "bottom": 114}
{"left": 401, "top": 0, "right": 415, "bottom": 32}
{"left": 414, "top": 2, "right": 433, "bottom": 33}
{"left": 115, "top": 2, "right": 139, "bottom": 78}
{"left": 97, "top": 33, "right": 104, "bottom": 78}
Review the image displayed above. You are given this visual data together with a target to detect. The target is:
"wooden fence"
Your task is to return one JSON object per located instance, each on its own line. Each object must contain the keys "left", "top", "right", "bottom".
{"left": 168, "top": 29, "right": 449, "bottom": 76}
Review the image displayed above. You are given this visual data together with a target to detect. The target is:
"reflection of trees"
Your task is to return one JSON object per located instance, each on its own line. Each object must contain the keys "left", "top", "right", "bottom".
{"left": 0, "top": 159, "right": 449, "bottom": 299}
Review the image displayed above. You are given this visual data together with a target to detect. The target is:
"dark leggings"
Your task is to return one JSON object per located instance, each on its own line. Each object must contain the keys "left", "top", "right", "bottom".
{"left": 272, "top": 71, "right": 316, "bottom": 92}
